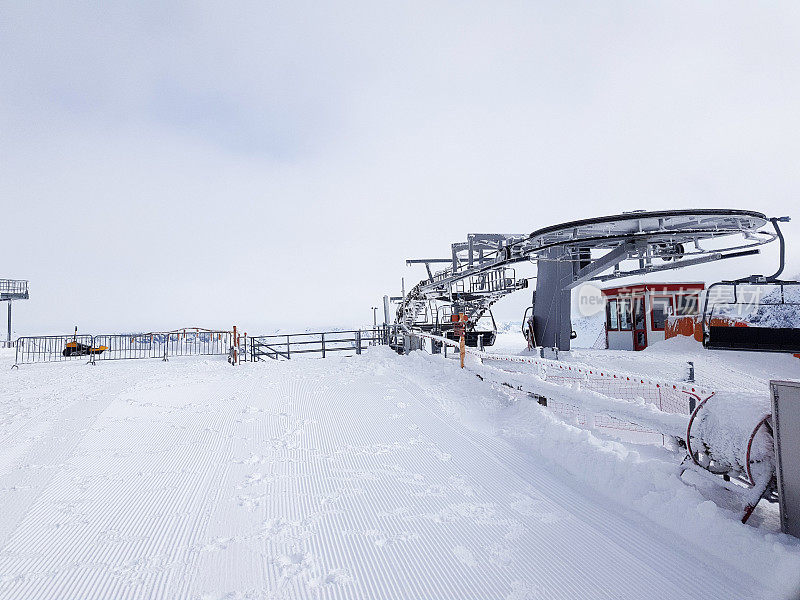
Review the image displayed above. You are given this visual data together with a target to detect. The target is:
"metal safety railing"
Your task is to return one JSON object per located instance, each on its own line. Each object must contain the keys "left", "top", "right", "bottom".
{"left": 14, "top": 334, "right": 97, "bottom": 365}
{"left": 13, "top": 328, "right": 234, "bottom": 367}
{"left": 93, "top": 329, "right": 233, "bottom": 362}
{"left": 0, "top": 279, "right": 29, "bottom": 299}
{"left": 11, "top": 326, "right": 396, "bottom": 367}
{"left": 250, "top": 328, "right": 388, "bottom": 361}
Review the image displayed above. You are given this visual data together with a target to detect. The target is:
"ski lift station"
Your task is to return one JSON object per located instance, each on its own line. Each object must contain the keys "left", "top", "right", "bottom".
{"left": 5, "top": 209, "right": 800, "bottom": 599}
{"left": 602, "top": 282, "right": 705, "bottom": 351}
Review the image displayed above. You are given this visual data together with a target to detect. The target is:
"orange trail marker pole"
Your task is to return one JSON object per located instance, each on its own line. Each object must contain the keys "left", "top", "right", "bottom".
{"left": 232, "top": 325, "right": 238, "bottom": 365}
{"left": 456, "top": 313, "right": 467, "bottom": 368}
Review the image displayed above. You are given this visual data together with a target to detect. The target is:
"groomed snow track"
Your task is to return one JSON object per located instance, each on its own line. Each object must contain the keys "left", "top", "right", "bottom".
{"left": 0, "top": 350, "right": 798, "bottom": 599}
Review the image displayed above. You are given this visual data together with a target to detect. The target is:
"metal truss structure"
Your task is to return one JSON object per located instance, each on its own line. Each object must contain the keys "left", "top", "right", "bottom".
{"left": 1, "top": 279, "right": 29, "bottom": 346}
{"left": 396, "top": 209, "right": 784, "bottom": 349}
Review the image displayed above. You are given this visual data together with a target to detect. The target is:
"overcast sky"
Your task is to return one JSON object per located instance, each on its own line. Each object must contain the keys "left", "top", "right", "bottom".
{"left": 2, "top": 1, "right": 799, "bottom": 335}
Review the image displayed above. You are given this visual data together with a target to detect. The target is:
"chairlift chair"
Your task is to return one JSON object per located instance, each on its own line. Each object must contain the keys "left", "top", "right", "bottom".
{"left": 701, "top": 216, "right": 800, "bottom": 353}
{"left": 444, "top": 309, "right": 498, "bottom": 347}
{"left": 702, "top": 279, "right": 800, "bottom": 352}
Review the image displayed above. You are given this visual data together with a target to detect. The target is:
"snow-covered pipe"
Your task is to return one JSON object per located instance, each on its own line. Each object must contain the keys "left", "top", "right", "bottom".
{"left": 686, "top": 391, "right": 774, "bottom": 484}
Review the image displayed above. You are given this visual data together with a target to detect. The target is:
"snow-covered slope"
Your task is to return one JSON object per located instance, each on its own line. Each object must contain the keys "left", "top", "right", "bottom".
{"left": 0, "top": 350, "right": 799, "bottom": 599}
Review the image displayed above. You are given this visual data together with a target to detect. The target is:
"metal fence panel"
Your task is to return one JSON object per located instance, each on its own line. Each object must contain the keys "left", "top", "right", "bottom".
{"left": 15, "top": 335, "right": 97, "bottom": 365}
{"left": 13, "top": 329, "right": 234, "bottom": 366}
{"left": 12, "top": 328, "right": 387, "bottom": 366}
{"left": 250, "top": 329, "right": 386, "bottom": 361}
{"left": 93, "top": 334, "right": 164, "bottom": 361}
{"left": 94, "top": 330, "right": 233, "bottom": 361}
{"left": 163, "top": 330, "right": 232, "bottom": 358}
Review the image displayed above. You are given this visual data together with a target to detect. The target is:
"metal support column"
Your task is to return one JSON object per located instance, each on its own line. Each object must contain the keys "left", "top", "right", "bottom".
{"left": 771, "top": 380, "right": 800, "bottom": 538}
{"left": 532, "top": 247, "right": 574, "bottom": 351}
{"left": 383, "top": 296, "right": 391, "bottom": 329}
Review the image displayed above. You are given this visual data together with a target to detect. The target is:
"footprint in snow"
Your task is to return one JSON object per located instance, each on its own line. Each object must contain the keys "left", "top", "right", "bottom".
{"left": 238, "top": 472, "right": 273, "bottom": 488}
{"left": 273, "top": 552, "right": 313, "bottom": 578}
{"left": 429, "top": 502, "right": 499, "bottom": 524}
{"left": 201, "top": 537, "right": 237, "bottom": 552}
{"left": 0, "top": 573, "right": 26, "bottom": 586}
{"left": 452, "top": 545, "right": 479, "bottom": 568}
{"left": 409, "top": 484, "right": 447, "bottom": 498}
{"left": 234, "top": 454, "right": 265, "bottom": 465}
{"left": 509, "top": 493, "right": 564, "bottom": 523}
{"left": 322, "top": 568, "right": 352, "bottom": 585}
{"left": 364, "top": 529, "right": 419, "bottom": 547}
{"left": 236, "top": 493, "right": 267, "bottom": 511}
{"left": 506, "top": 580, "right": 545, "bottom": 600}
{"left": 448, "top": 475, "right": 476, "bottom": 497}
{"left": 377, "top": 506, "right": 410, "bottom": 518}
{"left": 307, "top": 568, "right": 354, "bottom": 591}
{"left": 259, "top": 517, "right": 289, "bottom": 539}
{"left": 484, "top": 541, "right": 514, "bottom": 567}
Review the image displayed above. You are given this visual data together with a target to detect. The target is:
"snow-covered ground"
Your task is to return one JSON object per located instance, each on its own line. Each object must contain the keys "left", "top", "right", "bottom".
{"left": 1, "top": 346, "right": 799, "bottom": 599}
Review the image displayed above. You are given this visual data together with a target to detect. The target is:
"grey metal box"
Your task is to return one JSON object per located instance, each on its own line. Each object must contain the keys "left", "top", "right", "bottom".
{"left": 771, "top": 380, "right": 800, "bottom": 538}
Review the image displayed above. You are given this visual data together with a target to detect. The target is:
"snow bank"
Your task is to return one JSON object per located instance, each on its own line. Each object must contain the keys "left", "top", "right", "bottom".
{"left": 0, "top": 346, "right": 798, "bottom": 599}
{"left": 395, "top": 350, "right": 800, "bottom": 599}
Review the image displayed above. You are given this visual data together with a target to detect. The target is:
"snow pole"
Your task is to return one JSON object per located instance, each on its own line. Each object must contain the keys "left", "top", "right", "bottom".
{"left": 231, "top": 325, "right": 238, "bottom": 366}
{"left": 453, "top": 313, "right": 467, "bottom": 368}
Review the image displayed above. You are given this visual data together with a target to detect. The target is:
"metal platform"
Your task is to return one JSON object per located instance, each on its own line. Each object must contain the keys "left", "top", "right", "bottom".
{"left": 0, "top": 279, "right": 28, "bottom": 301}
{"left": 1, "top": 279, "right": 30, "bottom": 346}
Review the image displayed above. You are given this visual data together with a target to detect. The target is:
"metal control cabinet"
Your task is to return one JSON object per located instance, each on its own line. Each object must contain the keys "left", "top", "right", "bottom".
{"left": 771, "top": 380, "right": 800, "bottom": 538}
